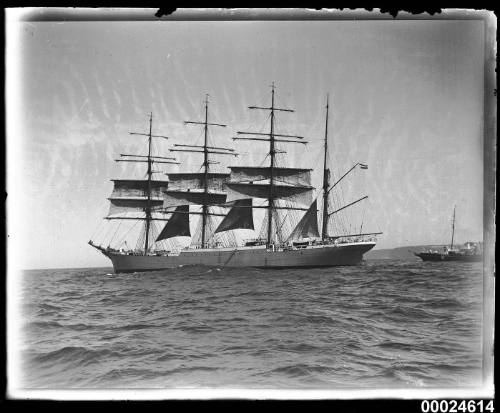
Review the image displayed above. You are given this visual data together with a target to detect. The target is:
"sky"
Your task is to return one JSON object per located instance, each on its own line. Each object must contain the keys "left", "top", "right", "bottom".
{"left": 7, "top": 11, "right": 489, "bottom": 269}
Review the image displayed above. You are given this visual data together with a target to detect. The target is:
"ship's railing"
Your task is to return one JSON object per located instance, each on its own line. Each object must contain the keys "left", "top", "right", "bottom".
{"left": 188, "top": 241, "right": 225, "bottom": 249}
{"left": 330, "top": 235, "right": 378, "bottom": 244}
{"left": 244, "top": 238, "right": 267, "bottom": 247}
{"left": 273, "top": 235, "right": 378, "bottom": 251}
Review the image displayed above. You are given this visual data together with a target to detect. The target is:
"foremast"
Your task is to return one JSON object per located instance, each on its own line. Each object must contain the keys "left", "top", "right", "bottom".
{"left": 97, "top": 113, "right": 179, "bottom": 255}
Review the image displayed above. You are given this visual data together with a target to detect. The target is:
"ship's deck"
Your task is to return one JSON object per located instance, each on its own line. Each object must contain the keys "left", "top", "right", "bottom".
{"left": 101, "top": 240, "right": 377, "bottom": 257}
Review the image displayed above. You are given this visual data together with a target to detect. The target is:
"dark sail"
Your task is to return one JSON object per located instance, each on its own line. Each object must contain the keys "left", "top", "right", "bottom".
{"left": 215, "top": 199, "right": 254, "bottom": 233}
{"left": 287, "top": 200, "right": 320, "bottom": 241}
{"left": 156, "top": 205, "right": 190, "bottom": 241}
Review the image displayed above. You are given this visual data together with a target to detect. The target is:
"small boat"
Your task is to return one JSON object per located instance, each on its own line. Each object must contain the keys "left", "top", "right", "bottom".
{"left": 414, "top": 206, "right": 482, "bottom": 262}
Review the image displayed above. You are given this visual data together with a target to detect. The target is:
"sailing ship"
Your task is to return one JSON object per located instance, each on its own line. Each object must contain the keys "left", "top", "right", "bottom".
{"left": 414, "top": 206, "right": 483, "bottom": 262}
{"left": 89, "top": 85, "right": 382, "bottom": 273}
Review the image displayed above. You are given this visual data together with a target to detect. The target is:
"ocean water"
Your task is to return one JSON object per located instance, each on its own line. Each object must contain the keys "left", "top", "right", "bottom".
{"left": 17, "top": 260, "right": 484, "bottom": 389}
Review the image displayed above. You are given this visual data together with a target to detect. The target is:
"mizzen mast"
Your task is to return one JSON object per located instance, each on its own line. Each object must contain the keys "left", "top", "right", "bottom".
{"left": 321, "top": 94, "right": 330, "bottom": 241}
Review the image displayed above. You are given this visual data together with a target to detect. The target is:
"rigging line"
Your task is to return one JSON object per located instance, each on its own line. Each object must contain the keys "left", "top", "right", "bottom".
{"left": 360, "top": 206, "right": 366, "bottom": 234}
{"left": 108, "top": 220, "right": 124, "bottom": 247}
{"left": 334, "top": 179, "right": 348, "bottom": 232}
{"left": 120, "top": 217, "right": 142, "bottom": 242}
{"left": 101, "top": 220, "right": 116, "bottom": 246}
{"left": 90, "top": 220, "right": 105, "bottom": 242}
{"left": 93, "top": 223, "right": 107, "bottom": 245}
{"left": 136, "top": 226, "right": 144, "bottom": 251}
{"left": 95, "top": 222, "right": 110, "bottom": 246}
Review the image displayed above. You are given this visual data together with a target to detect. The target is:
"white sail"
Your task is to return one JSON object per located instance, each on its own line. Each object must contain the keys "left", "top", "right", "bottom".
{"left": 225, "top": 181, "right": 313, "bottom": 207}
{"left": 107, "top": 179, "right": 168, "bottom": 216}
{"left": 107, "top": 197, "right": 164, "bottom": 216}
{"left": 110, "top": 179, "right": 169, "bottom": 198}
{"left": 228, "top": 166, "right": 311, "bottom": 186}
{"left": 167, "top": 172, "right": 229, "bottom": 192}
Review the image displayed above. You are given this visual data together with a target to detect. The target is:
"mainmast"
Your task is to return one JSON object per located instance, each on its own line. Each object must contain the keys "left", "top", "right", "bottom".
{"left": 451, "top": 205, "right": 456, "bottom": 249}
{"left": 202, "top": 96, "right": 209, "bottom": 248}
{"left": 170, "top": 95, "right": 235, "bottom": 249}
{"left": 234, "top": 83, "right": 307, "bottom": 247}
{"left": 321, "top": 94, "right": 330, "bottom": 241}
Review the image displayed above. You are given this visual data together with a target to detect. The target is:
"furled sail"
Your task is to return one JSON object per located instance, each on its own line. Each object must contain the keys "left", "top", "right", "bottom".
{"left": 167, "top": 173, "right": 229, "bottom": 192}
{"left": 163, "top": 190, "right": 227, "bottom": 208}
{"left": 228, "top": 167, "right": 311, "bottom": 186}
{"left": 156, "top": 205, "right": 191, "bottom": 241}
{"left": 107, "top": 198, "right": 164, "bottom": 216}
{"left": 107, "top": 179, "right": 168, "bottom": 216}
{"left": 225, "top": 182, "right": 313, "bottom": 207}
{"left": 287, "top": 200, "right": 320, "bottom": 241}
{"left": 110, "top": 179, "right": 169, "bottom": 198}
{"left": 214, "top": 199, "right": 254, "bottom": 233}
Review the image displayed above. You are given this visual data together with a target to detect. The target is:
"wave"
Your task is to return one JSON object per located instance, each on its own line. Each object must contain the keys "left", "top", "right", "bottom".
{"left": 38, "top": 303, "right": 63, "bottom": 311}
{"left": 422, "top": 297, "right": 464, "bottom": 309}
{"left": 376, "top": 341, "right": 419, "bottom": 351}
{"left": 111, "top": 323, "right": 157, "bottom": 332}
{"left": 171, "top": 324, "right": 214, "bottom": 333}
{"left": 267, "top": 363, "right": 333, "bottom": 378}
{"left": 26, "top": 346, "right": 123, "bottom": 365}
{"left": 26, "top": 320, "right": 64, "bottom": 329}
{"left": 19, "top": 262, "right": 484, "bottom": 389}
{"left": 387, "top": 305, "right": 438, "bottom": 319}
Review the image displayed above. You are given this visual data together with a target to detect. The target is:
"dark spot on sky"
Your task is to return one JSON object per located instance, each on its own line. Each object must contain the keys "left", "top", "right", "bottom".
{"left": 379, "top": 7, "right": 443, "bottom": 18}
{"left": 155, "top": 8, "right": 177, "bottom": 18}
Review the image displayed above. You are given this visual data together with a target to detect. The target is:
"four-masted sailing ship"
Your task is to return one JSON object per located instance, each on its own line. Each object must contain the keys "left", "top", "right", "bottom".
{"left": 89, "top": 85, "right": 382, "bottom": 273}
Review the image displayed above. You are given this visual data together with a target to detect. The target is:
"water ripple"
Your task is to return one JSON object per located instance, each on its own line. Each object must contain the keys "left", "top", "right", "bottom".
{"left": 18, "top": 260, "right": 483, "bottom": 388}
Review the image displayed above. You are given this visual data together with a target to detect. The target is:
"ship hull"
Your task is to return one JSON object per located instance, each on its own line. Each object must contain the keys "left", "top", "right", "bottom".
{"left": 415, "top": 252, "right": 482, "bottom": 262}
{"left": 105, "top": 242, "right": 376, "bottom": 273}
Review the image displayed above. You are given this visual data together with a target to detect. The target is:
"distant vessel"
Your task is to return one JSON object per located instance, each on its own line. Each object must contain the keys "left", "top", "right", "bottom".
{"left": 414, "top": 206, "right": 482, "bottom": 262}
{"left": 89, "top": 85, "right": 382, "bottom": 273}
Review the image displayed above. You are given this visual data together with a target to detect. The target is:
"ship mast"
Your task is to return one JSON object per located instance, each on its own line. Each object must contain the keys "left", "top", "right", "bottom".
{"left": 144, "top": 112, "right": 154, "bottom": 254}
{"left": 321, "top": 94, "right": 330, "bottom": 241}
{"left": 170, "top": 95, "right": 235, "bottom": 249}
{"left": 267, "top": 84, "right": 276, "bottom": 246}
{"left": 451, "top": 205, "right": 456, "bottom": 249}
{"left": 202, "top": 96, "right": 210, "bottom": 248}
{"left": 111, "top": 113, "right": 178, "bottom": 255}
{"left": 234, "top": 83, "right": 305, "bottom": 247}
